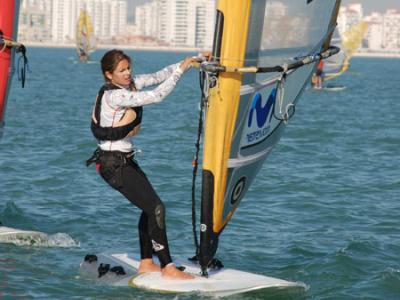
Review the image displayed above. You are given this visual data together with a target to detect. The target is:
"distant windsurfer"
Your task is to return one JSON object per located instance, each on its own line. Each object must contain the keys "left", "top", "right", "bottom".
{"left": 311, "top": 60, "right": 325, "bottom": 89}
{"left": 87, "top": 49, "right": 209, "bottom": 280}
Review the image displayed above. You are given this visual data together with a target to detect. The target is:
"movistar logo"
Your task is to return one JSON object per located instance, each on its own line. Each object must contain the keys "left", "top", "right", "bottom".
{"left": 248, "top": 88, "right": 277, "bottom": 128}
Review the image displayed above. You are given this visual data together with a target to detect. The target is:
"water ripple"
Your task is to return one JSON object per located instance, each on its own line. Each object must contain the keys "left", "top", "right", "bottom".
{"left": 1, "top": 50, "right": 399, "bottom": 299}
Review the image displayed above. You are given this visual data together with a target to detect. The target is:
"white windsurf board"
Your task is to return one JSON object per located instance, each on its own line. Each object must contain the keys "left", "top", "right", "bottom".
{"left": 310, "top": 85, "right": 346, "bottom": 92}
{"left": 324, "top": 85, "right": 346, "bottom": 92}
{"left": 79, "top": 252, "right": 305, "bottom": 297}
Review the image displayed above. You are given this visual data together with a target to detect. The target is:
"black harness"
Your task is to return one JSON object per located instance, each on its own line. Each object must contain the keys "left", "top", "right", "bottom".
{"left": 91, "top": 83, "right": 143, "bottom": 141}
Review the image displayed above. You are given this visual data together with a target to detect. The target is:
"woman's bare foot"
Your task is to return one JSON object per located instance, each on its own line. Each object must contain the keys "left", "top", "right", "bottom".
{"left": 138, "top": 258, "right": 161, "bottom": 274}
{"left": 161, "top": 263, "right": 194, "bottom": 280}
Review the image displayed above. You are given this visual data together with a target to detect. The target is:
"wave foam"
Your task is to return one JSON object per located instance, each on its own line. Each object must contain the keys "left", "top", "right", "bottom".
{"left": 0, "top": 231, "right": 80, "bottom": 248}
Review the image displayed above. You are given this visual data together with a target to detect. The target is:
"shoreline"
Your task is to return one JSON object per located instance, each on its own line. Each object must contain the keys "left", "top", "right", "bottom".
{"left": 22, "top": 41, "right": 202, "bottom": 53}
{"left": 353, "top": 51, "right": 400, "bottom": 59}
{"left": 22, "top": 42, "right": 400, "bottom": 58}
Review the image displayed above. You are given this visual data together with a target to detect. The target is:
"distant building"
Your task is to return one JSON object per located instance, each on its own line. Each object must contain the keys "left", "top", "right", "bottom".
{"left": 337, "top": 4, "right": 363, "bottom": 35}
{"left": 194, "top": 0, "right": 215, "bottom": 48}
{"left": 51, "top": 0, "right": 76, "bottom": 43}
{"left": 364, "top": 13, "right": 384, "bottom": 50}
{"left": 19, "top": 0, "right": 52, "bottom": 42}
{"left": 382, "top": 10, "right": 400, "bottom": 49}
{"left": 364, "top": 9, "right": 400, "bottom": 50}
{"left": 337, "top": 4, "right": 400, "bottom": 52}
{"left": 136, "top": 0, "right": 215, "bottom": 48}
{"left": 135, "top": 1, "right": 159, "bottom": 38}
{"left": 19, "top": 0, "right": 128, "bottom": 44}
{"left": 53, "top": 0, "right": 127, "bottom": 43}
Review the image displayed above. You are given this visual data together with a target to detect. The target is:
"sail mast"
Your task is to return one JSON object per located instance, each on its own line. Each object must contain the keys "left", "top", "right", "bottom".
{"left": 199, "top": 0, "right": 252, "bottom": 274}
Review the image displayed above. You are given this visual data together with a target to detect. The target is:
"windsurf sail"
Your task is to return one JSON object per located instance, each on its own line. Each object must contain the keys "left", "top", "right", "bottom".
{"left": 76, "top": 9, "right": 96, "bottom": 62}
{"left": 193, "top": 0, "right": 342, "bottom": 275}
{"left": 324, "top": 21, "right": 368, "bottom": 81}
{"left": 0, "top": 0, "right": 27, "bottom": 135}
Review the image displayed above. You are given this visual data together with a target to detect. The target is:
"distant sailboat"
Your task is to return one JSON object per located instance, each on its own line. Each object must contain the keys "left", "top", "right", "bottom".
{"left": 76, "top": 10, "right": 96, "bottom": 62}
{"left": 324, "top": 21, "right": 368, "bottom": 81}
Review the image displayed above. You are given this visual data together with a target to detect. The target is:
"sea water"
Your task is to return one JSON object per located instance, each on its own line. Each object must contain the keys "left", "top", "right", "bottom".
{"left": 0, "top": 48, "right": 399, "bottom": 300}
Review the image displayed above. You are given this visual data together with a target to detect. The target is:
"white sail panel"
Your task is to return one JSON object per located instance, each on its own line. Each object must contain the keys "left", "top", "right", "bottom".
{"left": 218, "top": 0, "right": 340, "bottom": 226}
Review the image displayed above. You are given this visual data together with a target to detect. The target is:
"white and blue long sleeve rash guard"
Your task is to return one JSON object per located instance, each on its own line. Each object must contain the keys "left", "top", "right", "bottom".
{"left": 98, "top": 63, "right": 183, "bottom": 152}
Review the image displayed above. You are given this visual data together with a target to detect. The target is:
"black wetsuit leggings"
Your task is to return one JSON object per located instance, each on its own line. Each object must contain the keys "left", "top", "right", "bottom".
{"left": 97, "top": 153, "right": 172, "bottom": 268}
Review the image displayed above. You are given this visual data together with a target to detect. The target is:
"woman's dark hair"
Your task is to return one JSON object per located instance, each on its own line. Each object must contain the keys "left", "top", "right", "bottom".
{"left": 101, "top": 49, "right": 131, "bottom": 82}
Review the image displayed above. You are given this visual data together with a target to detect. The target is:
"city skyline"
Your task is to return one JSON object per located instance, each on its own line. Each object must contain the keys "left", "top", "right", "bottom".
{"left": 126, "top": 1, "right": 400, "bottom": 22}
{"left": 17, "top": 0, "right": 400, "bottom": 55}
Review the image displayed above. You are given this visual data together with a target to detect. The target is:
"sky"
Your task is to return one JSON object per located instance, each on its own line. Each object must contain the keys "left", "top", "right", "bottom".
{"left": 342, "top": 0, "right": 400, "bottom": 14}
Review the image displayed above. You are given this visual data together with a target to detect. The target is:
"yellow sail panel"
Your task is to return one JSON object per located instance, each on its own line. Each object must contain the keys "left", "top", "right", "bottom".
{"left": 342, "top": 21, "right": 368, "bottom": 58}
{"left": 76, "top": 10, "right": 96, "bottom": 61}
{"left": 202, "top": 0, "right": 251, "bottom": 233}
{"left": 325, "top": 20, "right": 367, "bottom": 81}
{"left": 78, "top": 11, "right": 94, "bottom": 37}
